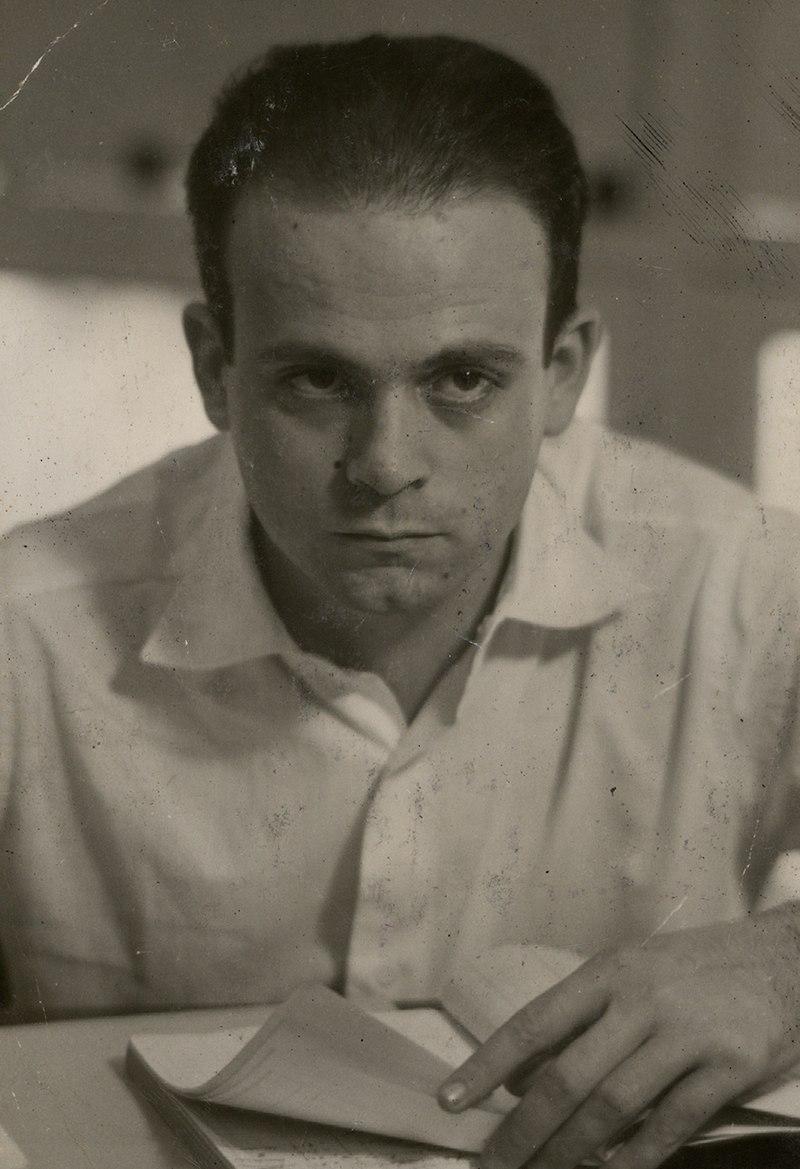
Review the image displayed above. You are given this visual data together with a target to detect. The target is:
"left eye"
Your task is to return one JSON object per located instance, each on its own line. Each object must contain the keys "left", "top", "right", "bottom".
{"left": 428, "top": 368, "right": 495, "bottom": 404}
{"left": 286, "top": 367, "right": 348, "bottom": 399}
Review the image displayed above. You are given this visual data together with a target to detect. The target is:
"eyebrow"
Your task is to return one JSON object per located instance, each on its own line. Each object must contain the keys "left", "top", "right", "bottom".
{"left": 257, "top": 340, "right": 527, "bottom": 374}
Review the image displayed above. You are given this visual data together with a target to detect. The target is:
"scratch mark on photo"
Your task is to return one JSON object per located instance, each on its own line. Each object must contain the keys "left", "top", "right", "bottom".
{"left": 640, "top": 895, "right": 689, "bottom": 945}
{"left": 0, "top": 0, "right": 114, "bottom": 113}
{"left": 741, "top": 812, "right": 763, "bottom": 880}
{"left": 653, "top": 672, "right": 691, "bottom": 699}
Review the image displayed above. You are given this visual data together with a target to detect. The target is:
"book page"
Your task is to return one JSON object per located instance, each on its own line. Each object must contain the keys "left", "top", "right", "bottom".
{"left": 129, "top": 986, "right": 511, "bottom": 1154}
{"left": 128, "top": 1043, "right": 471, "bottom": 1169}
{"left": 129, "top": 983, "right": 800, "bottom": 1159}
{"left": 129, "top": 1027, "right": 260, "bottom": 1091}
{"left": 180, "top": 1098, "right": 471, "bottom": 1169}
{"left": 741, "top": 1076, "right": 800, "bottom": 1120}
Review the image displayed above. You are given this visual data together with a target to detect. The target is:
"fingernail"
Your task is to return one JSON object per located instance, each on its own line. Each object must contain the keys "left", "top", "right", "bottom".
{"left": 439, "top": 1081, "right": 467, "bottom": 1110}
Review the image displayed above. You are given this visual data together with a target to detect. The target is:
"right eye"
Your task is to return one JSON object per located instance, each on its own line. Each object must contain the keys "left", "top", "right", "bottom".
{"left": 284, "top": 367, "right": 349, "bottom": 400}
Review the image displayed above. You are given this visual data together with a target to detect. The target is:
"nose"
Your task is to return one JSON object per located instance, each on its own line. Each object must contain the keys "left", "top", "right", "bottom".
{"left": 343, "top": 385, "right": 428, "bottom": 497}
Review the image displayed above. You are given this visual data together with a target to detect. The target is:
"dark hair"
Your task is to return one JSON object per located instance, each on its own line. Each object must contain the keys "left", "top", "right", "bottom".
{"left": 186, "top": 34, "right": 589, "bottom": 362}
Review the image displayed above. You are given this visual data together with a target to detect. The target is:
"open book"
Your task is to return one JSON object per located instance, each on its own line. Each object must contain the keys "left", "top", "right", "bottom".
{"left": 126, "top": 981, "right": 800, "bottom": 1169}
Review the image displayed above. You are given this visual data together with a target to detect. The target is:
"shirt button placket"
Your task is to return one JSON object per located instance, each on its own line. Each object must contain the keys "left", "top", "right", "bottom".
{"left": 345, "top": 758, "right": 439, "bottom": 1006}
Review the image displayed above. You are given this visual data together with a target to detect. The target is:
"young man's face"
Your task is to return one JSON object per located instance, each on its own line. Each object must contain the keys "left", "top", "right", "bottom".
{"left": 188, "top": 193, "right": 594, "bottom": 617}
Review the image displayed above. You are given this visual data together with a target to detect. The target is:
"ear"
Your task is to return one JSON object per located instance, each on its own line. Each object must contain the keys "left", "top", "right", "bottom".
{"left": 544, "top": 309, "right": 602, "bottom": 436}
{"left": 183, "top": 302, "right": 232, "bottom": 431}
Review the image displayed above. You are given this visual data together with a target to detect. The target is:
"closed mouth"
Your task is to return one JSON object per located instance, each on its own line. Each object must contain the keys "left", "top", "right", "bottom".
{"left": 335, "top": 531, "right": 439, "bottom": 541}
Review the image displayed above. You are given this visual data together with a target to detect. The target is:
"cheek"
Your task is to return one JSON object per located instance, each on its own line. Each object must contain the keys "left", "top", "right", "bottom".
{"left": 481, "top": 402, "right": 538, "bottom": 477}
{"left": 460, "top": 411, "right": 538, "bottom": 528}
{"left": 229, "top": 408, "right": 338, "bottom": 516}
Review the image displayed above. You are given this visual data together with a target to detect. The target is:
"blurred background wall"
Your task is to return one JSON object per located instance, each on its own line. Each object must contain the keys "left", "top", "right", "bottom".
{"left": 2, "top": 0, "right": 800, "bottom": 533}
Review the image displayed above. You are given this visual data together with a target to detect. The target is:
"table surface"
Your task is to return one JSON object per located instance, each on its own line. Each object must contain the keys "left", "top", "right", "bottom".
{"left": 1, "top": 1006, "right": 798, "bottom": 1169}
{"left": 0, "top": 1003, "right": 270, "bottom": 1169}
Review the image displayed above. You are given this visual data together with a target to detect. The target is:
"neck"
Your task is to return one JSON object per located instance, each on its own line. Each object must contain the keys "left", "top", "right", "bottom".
{"left": 251, "top": 519, "right": 511, "bottom": 717}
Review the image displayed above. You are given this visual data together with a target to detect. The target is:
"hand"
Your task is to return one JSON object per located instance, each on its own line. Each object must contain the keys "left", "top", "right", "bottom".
{"left": 438, "top": 908, "right": 800, "bottom": 1169}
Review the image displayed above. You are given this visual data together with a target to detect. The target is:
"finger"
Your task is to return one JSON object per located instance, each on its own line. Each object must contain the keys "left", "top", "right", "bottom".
{"left": 480, "top": 1006, "right": 651, "bottom": 1169}
{"left": 439, "top": 963, "right": 608, "bottom": 1111}
{"left": 604, "top": 1068, "right": 740, "bottom": 1169}
{"left": 520, "top": 1035, "right": 695, "bottom": 1169}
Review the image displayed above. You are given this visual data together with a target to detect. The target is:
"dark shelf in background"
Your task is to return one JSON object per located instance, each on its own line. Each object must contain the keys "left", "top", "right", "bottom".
{"left": 0, "top": 205, "right": 196, "bottom": 288}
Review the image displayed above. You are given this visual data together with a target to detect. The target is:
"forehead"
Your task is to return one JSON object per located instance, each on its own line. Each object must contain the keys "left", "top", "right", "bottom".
{"left": 225, "top": 192, "right": 551, "bottom": 349}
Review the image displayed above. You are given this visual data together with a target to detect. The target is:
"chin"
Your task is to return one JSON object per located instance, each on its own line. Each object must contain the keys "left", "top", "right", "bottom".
{"left": 331, "top": 567, "right": 444, "bottom": 617}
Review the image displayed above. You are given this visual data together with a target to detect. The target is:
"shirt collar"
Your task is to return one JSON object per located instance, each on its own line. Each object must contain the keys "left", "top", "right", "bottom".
{"left": 140, "top": 429, "right": 640, "bottom": 671}
{"left": 140, "top": 437, "right": 295, "bottom": 670}
{"left": 487, "top": 443, "right": 640, "bottom": 633}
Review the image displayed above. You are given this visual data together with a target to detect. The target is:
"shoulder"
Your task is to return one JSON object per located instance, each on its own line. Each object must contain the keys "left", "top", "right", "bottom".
{"left": 1, "top": 436, "right": 225, "bottom": 602}
{"left": 553, "top": 418, "right": 799, "bottom": 542}
{"left": 546, "top": 419, "right": 800, "bottom": 608}
{"left": 546, "top": 419, "right": 757, "bottom": 528}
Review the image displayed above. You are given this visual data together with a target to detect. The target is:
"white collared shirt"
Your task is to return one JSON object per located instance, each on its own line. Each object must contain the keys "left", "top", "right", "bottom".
{"left": 2, "top": 421, "right": 800, "bottom": 1019}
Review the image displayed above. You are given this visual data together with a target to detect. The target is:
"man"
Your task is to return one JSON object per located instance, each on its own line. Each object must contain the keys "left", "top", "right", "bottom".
{"left": 2, "top": 33, "right": 800, "bottom": 1169}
